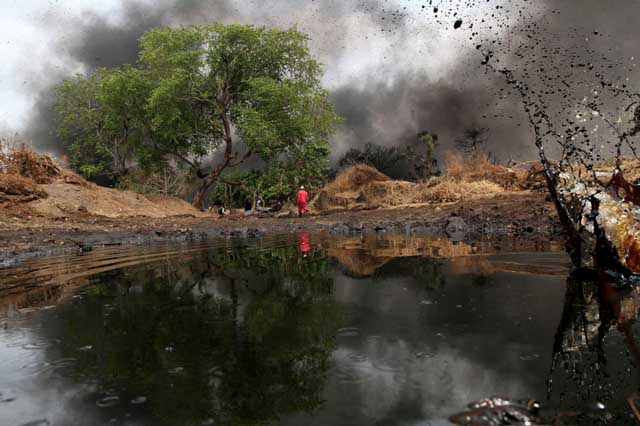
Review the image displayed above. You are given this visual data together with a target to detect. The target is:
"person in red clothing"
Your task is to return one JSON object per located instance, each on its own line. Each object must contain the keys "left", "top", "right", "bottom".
{"left": 297, "top": 186, "right": 309, "bottom": 217}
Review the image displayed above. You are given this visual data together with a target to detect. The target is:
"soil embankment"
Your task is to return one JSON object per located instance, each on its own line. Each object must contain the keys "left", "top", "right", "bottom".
{"left": 0, "top": 190, "right": 559, "bottom": 266}
{"left": 0, "top": 148, "right": 560, "bottom": 266}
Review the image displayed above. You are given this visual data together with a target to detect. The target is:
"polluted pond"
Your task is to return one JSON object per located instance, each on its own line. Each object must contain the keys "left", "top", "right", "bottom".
{"left": 0, "top": 233, "right": 639, "bottom": 425}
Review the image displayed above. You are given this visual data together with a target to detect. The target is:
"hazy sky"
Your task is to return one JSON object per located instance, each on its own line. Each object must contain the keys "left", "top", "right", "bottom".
{"left": 0, "top": 1, "right": 128, "bottom": 128}
{"left": 4, "top": 0, "right": 633, "bottom": 163}
{"left": 0, "top": 1, "right": 467, "bottom": 126}
{"left": 0, "top": 1, "right": 521, "bottom": 148}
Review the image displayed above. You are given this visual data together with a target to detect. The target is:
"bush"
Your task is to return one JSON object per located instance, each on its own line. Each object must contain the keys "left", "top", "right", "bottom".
{"left": 209, "top": 171, "right": 259, "bottom": 209}
{"left": 338, "top": 143, "right": 404, "bottom": 176}
{"left": 210, "top": 165, "right": 326, "bottom": 209}
{"left": 117, "top": 167, "right": 191, "bottom": 197}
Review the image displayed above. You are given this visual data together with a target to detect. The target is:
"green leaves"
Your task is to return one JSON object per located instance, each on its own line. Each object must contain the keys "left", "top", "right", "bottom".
{"left": 54, "top": 22, "right": 340, "bottom": 206}
{"left": 54, "top": 68, "right": 134, "bottom": 180}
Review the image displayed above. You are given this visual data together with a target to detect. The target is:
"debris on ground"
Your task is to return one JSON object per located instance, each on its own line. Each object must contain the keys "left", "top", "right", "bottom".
{"left": 0, "top": 144, "right": 61, "bottom": 184}
{"left": 0, "top": 173, "right": 48, "bottom": 203}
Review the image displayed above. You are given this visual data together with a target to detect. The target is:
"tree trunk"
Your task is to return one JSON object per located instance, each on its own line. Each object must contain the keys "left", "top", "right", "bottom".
{"left": 192, "top": 110, "right": 233, "bottom": 210}
{"left": 191, "top": 108, "right": 253, "bottom": 210}
{"left": 193, "top": 178, "right": 214, "bottom": 210}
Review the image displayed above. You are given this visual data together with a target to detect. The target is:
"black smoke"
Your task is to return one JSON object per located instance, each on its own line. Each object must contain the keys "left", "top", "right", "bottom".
{"left": 20, "top": 0, "right": 640, "bottom": 165}
{"left": 16, "top": 0, "right": 504, "bottom": 160}
{"left": 331, "top": 70, "right": 535, "bottom": 162}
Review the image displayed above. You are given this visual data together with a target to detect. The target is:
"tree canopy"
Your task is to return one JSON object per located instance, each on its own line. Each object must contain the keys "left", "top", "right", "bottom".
{"left": 53, "top": 23, "right": 341, "bottom": 208}
{"left": 53, "top": 66, "right": 150, "bottom": 179}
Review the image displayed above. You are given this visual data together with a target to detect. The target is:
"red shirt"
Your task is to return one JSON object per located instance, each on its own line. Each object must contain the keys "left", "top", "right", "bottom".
{"left": 297, "top": 190, "right": 308, "bottom": 204}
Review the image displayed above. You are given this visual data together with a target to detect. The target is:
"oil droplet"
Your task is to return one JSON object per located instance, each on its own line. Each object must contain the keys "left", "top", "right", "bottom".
{"left": 96, "top": 395, "right": 120, "bottom": 408}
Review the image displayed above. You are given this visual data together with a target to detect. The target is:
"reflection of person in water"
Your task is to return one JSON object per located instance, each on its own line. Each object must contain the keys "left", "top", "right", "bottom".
{"left": 298, "top": 232, "right": 310, "bottom": 257}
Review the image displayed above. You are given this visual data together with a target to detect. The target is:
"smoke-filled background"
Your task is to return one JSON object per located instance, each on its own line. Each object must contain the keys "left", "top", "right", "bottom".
{"left": 1, "top": 0, "right": 639, "bottom": 164}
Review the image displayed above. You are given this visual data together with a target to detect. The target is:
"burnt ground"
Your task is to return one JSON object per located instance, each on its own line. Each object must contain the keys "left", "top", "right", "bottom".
{"left": 0, "top": 190, "right": 561, "bottom": 267}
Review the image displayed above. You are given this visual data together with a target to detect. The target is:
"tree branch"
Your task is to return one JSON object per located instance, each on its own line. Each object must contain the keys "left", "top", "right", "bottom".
{"left": 229, "top": 150, "right": 252, "bottom": 167}
{"left": 151, "top": 143, "right": 201, "bottom": 174}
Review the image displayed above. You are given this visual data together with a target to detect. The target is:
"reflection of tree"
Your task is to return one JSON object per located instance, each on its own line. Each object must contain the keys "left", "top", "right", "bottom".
{"left": 210, "top": 239, "right": 333, "bottom": 296}
{"left": 548, "top": 275, "right": 640, "bottom": 425}
{"left": 372, "top": 257, "right": 447, "bottom": 291}
{"left": 470, "top": 274, "right": 493, "bottom": 287}
{"left": 50, "top": 244, "right": 343, "bottom": 426}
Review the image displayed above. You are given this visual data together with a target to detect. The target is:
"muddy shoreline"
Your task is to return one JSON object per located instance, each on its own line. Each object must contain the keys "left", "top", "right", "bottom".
{"left": 0, "top": 192, "right": 562, "bottom": 267}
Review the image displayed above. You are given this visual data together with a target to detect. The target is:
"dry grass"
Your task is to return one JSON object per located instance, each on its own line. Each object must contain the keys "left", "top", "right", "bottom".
{"left": 0, "top": 173, "right": 47, "bottom": 202}
{"left": 421, "top": 179, "right": 504, "bottom": 202}
{"left": 0, "top": 143, "right": 60, "bottom": 184}
{"left": 313, "top": 152, "right": 541, "bottom": 212}
{"left": 592, "top": 157, "right": 640, "bottom": 184}
{"left": 444, "top": 151, "right": 498, "bottom": 181}
{"left": 323, "top": 164, "right": 390, "bottom": 194}
{"left": 444, "top": 151, "right": 530, "bottom": 190}
{"left": 363, "top": 179, "right": 504, "bottom": 206}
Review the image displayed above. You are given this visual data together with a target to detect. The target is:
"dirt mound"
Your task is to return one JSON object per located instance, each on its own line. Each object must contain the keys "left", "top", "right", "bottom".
{"left": 144, "top": 194, "right": 209, "bottom": 217}
{"left": 0, "top": 145, "right": 207, "bottom": 219}
{"left": 29, "top": 182, "right": 208, "bottom": 218}
{"left": 59, "top": 168, "right": 90, "bottom": 187}
{"left": 0, "top": 174, "right": 47, "bottom": 202}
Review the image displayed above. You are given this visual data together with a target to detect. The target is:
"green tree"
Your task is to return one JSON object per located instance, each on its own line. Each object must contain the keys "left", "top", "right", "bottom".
{"left": 53, "top": 23, "right": 340, "bottom": 208}
{"left": 211, "top": 137, "right": 329, "bottom": 208}
{"left": 417, "top": 131, "right": 439, "bottom": 177}
{"left": 137, "top": 23, "right": 340, "bottom": 208}
{"left": 53, "top": 66, "right": 150, "bottom": 179}
{"left": 402, "top": 131, "right": 439, "bottom": 180}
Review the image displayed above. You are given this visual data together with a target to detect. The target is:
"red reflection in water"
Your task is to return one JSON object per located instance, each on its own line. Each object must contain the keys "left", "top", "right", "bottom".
{"left": 298, "top": 232, "right": 310, "bottom": 256}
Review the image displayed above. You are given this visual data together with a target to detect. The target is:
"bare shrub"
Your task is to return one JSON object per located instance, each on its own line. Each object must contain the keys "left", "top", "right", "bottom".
{"left": 0, "top": 142, "right": 60, "bottom": 184}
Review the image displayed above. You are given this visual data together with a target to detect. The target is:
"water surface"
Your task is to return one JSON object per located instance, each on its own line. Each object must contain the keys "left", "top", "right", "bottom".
{"left": 0, "top": 234, "right": 638, "bottom": 425}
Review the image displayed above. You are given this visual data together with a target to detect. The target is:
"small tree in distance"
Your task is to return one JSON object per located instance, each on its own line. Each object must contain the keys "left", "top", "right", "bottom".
{"left": 336, "top": 132, "right": 440, "bottom": 181}
{"left": 338, "top": 143, "right": 405, "bottom": 176}
{"left": 455, "top": 127, "right": 489, "bottom": 155}
{"left": 409, "top": 131, "right": 439, "bottom": 180}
